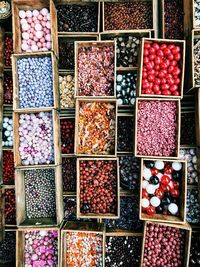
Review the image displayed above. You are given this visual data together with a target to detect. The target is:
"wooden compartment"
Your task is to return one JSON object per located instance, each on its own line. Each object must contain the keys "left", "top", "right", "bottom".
{"left": 77, "top": 158, "right": 120, "bottom": 219}
{"left": 62, "top": 156, "right": 76, "bottom": 195}
{"left": 60, "top": 116, "right": 75, "bottom": 156}
{"left": 196, "top": 88, "right": 200, "bottom": 146}
{"left": 15, "top": 165, "right": 63, "bottom": 227}
{"left": 2, "top": 111, "right": 13, "bottom": 150}
{"left": 75, "top": 98, "right": 117, "bottom": 157}
{"left": 140, "top": 158, "right": 187, "bottom": 224}
{"left": 2, "top": 185, "right": 16, "bottom": 228}
{"left": 191, "top": 29, "right": 200, "bottom": 89}
{"left": 181, "top": 111, "right": 196, "bottom": 147}
{"left": 0, "top": 186, "right": 4, "bottom": 241}
{"left": 100, "top": 30, "right": 151, "bottom": 71}
{"left": 75, "top": 41, "right": 116, "bottom": 98}
{"left": 140, "top": 221, "right": 192, "bottom": 267}
{"left": 61, "top": 221, "right": 105, "bottom": 267}
{"left": 0, "top": 229, "right": 16, "bottom": 264}
{"left": 12, "top": 0, "right": 58, "bottom": 56}
{"left": 56, "top": 1, "right": 100, "bottom": 35}
{"left": 135, "top": 98, "right": 181, "bottom": 159}
{"left": 192, "top": 0, "right": 200, "bottom": 29}
{"left": 13, "top": 109, "right": 61, "bottom": 168}
{"left": 137, "top": 38, "right": 185, "bottom": 99}
{"left": 16, "top": 227, "right": 60, "bottom": 267}
{"left": 12, "top": 51, "right": 59, "bottom": 111}
{"left": 102, "top": 0, "right": 156, "bottom": 33}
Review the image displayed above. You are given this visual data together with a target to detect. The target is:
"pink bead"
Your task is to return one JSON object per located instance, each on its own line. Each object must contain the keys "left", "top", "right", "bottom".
{"left": 46, "top": 42, "right": 51, "bottom": 50}
{"left": 27, "top": 39, "right": 31, "bottom": 45}
{"left": 41, "top": 20, "right": 46, "bottom": 27}
{"left": 43, "top": 16, "right": 48, "bottom": 22}
{"left": 31, "top": 40, "right": 36, "bottom": 45}
{"left": 37, "top": 42, "right": 42, "bottom": 48}
{"left": 40, "top": 37, "right": 45, "bottom": 43}
{"left": 38, "top": 14, "right": 43, "bottom": 20}
{"left": 46, "top": 21, "right": 51, "bottom": 29}
{"left": 33, "top": 36, "right": 39, "bottom": 42}
{"left": 46, "top": 29, "right": 50, "bottom": 34}
{"left": 29, "top": 33, "right": 34, "bottom": 39}
{"left": 31, "top": 22, "right": 35, "bottom": 28}
{"left": 27, "top": 17, "right": 32, "bottom": 24}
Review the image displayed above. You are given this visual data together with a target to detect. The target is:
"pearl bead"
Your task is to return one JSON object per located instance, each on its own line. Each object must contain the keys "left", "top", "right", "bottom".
{"left": 168, "top": 203, "right": 178, "bottom": 215}
{"left": 19, "top": 10, "right": 26, "bottom": 19}
{"left": 150, "top": 196, "right": 161, "bottom": 207}
{"left": 143, "top": 168, "right": 152, "bottom": 180}
{"left": 146, "top": 184, "right": 156, "bottom": 194}
{"left": 172, "top": 162, "right": 182, "bottom": 171}
{"left": 142, "top": 180, "right": 149, "bottom": 189}
{"left": 155, "top": 161, "right": 164, "bottom": 170}
{"left": 142, "top": 198, "right": 150, "bottom": 208}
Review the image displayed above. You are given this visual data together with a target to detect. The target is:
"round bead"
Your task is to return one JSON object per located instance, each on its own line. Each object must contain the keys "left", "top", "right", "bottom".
{"left": 168, "top": 203, "right": 178, "bottom": 215}
{"left": 142, "top": 180, "right": 149, "bottom": 189}
{"left": 172, "top": 162, "right": 182, "bottom": 171}
{"left": 141, "top": 198, "right": 150, "bottom": 208}
{"left": 150, "top": 196, "right": 161, "bottom": 207}
{"left": 155, "top": 161, "right": 164, "bottom": 170}
{"left": 146, "top": 184, "right": 156, "bottom": 194}
{"left": 143, "top": 168, "right": 152, "bottom": 181}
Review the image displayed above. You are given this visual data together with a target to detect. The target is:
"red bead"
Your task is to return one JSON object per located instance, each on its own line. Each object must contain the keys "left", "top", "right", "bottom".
{"left": 173, "top": 91, "right": 180, "bottom": 96}
{"left": 163, "top": 90, "right": 171, "bottom": 95}
{"left": 152, "top": 43, "right": 160, "bottom": 50}
{"left": 164, "top": 166, "right": 173, "bottom": 175}
{"left": 143, "top": 49, "right": 149, "bottom": 56}
{"left": 164, "top": 48, "right": 171, "bottom": 55}
{"left": 151, "top": 167, "right": 159, "bottom": 176}
{"left": 170, "top": 85, "right": 178, "bottom": 92}
{"left": 142, "top": 189, "right": 149, "bottom": 199}
{"left": 146, "top": 205, "right": 156, "bottom": 215}
{"left": 161, "top": 175, "right": 171, "bottom": 185}
{"left": 144, "top": 43, "right": 151, "bottom": 49}
{"left": 173, "top": 181, "right": 180, "bottom": 189}
{"left": 170, "top": 188, "right": 180, "bottom": 198}
{"left": 149, "top": 47, "right": 156, "bottom": 54}
{"left": 167, "top": 53, "right": 174, "bottom": 60}
{"left": 160, "top": 44, "right": 167, "bottom": 50}
{"left": 174, "top": 53, "right": 181, "bottom": 61}
{"left": 155, "top": 188, "right": 164, "bottom": 198}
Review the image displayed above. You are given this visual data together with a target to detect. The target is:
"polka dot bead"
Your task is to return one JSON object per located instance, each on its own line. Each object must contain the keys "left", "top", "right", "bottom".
{"left": 19, "top": 8, "right": 52, "bottom": 52}
{"left": 18, "top": 112, "right": 54, "bottom": 165}
{"left": 17, "top": 56, "right": 53, "bottom": 108}
{"left": 2, "top": 116, "right": 13, "bottom": 147}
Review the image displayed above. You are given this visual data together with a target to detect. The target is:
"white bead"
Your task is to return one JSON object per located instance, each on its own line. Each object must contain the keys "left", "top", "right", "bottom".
{"left": 168, "top": 203, "right": 178, "bottom": 215}
{"left": 155, "top": 161, "right": 164, "bottom": 170}
{"left": 141, "top": 198, "right": 150, "bottom": 208}
{"left": 157, "top": 172, "right": 163, "bottom": 180}
{"left": 26, "top": 10, "right": 32, "bottom": 18}
{"left": 143, "top": 168, "right": 152, "bottom": 181}
{"left": 172, "top": 162, "right": 182, "bottom": 171}
{"left": 142, "top": 180, "right": 149, "bottom": 189}
{"left": 146, "top": 184, "right": 156, "bottom": 194}
{"left": 19, "top": 10, "right": 26, "bottom": 19}
{"left": 32, "top": 10, "right": 39, "bottom": 17}
{"left": 150, "top": 196, "right": 160, "bottom": 207}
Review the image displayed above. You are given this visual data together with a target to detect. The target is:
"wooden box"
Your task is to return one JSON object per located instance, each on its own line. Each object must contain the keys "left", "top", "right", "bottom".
{"left": 192, "top": 0, "right": 200, "bottom": 29}
{"left": 196, "top": 88, "right": 200, "bottom": 146}
{"left": 140, "top": 221, "right": 192, "bottom": 267}
{"left": 15, "top": 165, "right": 63, "bottom": 227}
{"left": 0, "top": 229, "right": 16, "bottom": 264}
{"left": 0, "top": 186, "right": 4, "bottom": 241}
{"left": 77, "top": 158, "right": 120, "bottom": 219}
{"left": 100, "top": 30, "right": 151, "bottom": 71}
{"left": 12, "top": 0, "right": 58, "bottom": 56}
{"left": 56, "top": 1, "right": 100, "bottom": 35}
{"left": 75, "top": 98, "right": 117, "bottom": 157}
{"left": 181, "top": 111, "right": 196, "bottom": 147}
{"left": 12, "top": 52, "right": 59, "bottom": 111}
{"left": 2, "top": 185, "right": 16, "bottom": 228}
{"left": 2, "top": 111, "right": 13, "bottom": 150}
{"left": 137, "top": 38, "right": 185, "bottom": 99}
{"left": 191, "top": 29, "right": 200, "bottom": 89}
{"left": 13, "top": 109, "right": 61, "bottom": 168}
{"left": 62, "top": 156, "right": 76, "bottom": 195}
{"left": 102, "top": 0, "right": 156, "bottom": 33}
{"left": 60, "top": 116, "right": 75, "bottom": 156}
{"left": 75, "top": 40, "right": 116, "bottom": 98}
{"left": 61, "top": 221, "right": 105, "bottom": 267}
{"left": 16, "top": 227, "right": 60, "bottom": 267}
{"left": 140, "top": 158, "right": 187, "bottom": 224}
{"left": 135, "top": 98, "right": 181, "bottom": 159}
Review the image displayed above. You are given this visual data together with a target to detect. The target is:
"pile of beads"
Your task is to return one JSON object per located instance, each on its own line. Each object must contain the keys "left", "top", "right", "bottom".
{"left": 19, "top": 8, "right": 52, "bottom": 52}
{"left": 194, "top": 37, "right": 200, "bottom": 86}
{"left": 119, "top": 156, "right": 140, "bottom": 191}
{"left": 78, "top": 101, "right": 116, "bottom": 155}
{"left": 194, "top": 0, "right": 200, "bottom": 27}
{"left": 79, "top": 160, "right": 118, "bottom": 215}
{"left": 4, "top": 35, "right": 13, "bottom": 66}
{"left": 59, "top": 41, "right": 74, "bottom": 70}
{"left": 65, "top": 232, "right": 103, "bottom": 266}
{"left": 59, "top": 75, "right": 75, "bottom": 108}
{"left": 187, "top": 189, "right": 200, "bottom": 224}
{"left": 4, "top": 188, "right": 16, "bottom": 225}
{"left": 117, "top": 116, "right": 134, "bottom": 152}
{"left": 78, "top": 45, "right": 115, "bottom": 96}
{"left": 24, "top": 230, "right": 58, "bottom": 266}
{"left": 104, "top": 196, "right": 143, "bottom": 231}
{"left": 17, "top": 56, "right": 54, "bottom": 108}
{"left": 181, "top": 112, "right": 196, "bottom": 145}
{"left": 62, "top": 157, "right": 76, "bottom": 193}
{"left": 190, "top": 233, "right": 200, "bottom": 266}
{"left": 142, "top": 160, "right": 183, "bottom": 217}
{"left": 57, "top": 4, "right": 98, "bottom": 32}
{"left": 18, "top": 112, "right": 54, "bottom": 165}
{"left": 141, "top": 41, "right": 182, "bottom": 96}
{"left": 116, "top": 72, "right": 137, "bottom": 105}
{"left": 180, "top": 148, "right": 198, "bottom": 184}
{"left": 24, "top": 169, "right": 56, "bottom": 219}
{"left": 60, "top": 118, "right": 75, "bottom": 154}
{"left": 2, "top": 116, "right": 13, "bottom": 147}
{"left": 0, "top": 231, "right": 16, "bottom": 263}
{"left": 142, "top": 223, "right": 185, "bottom": 267}
{"left": 137, "top": 100, "right": 178, "bottom": 157}
{"left": 105, "top": 236, "right": 141, "bottom": 267}
{"left": 3, "top": 74, "right": 13, "bottom": 104}
{"left": 2, "top": 151, "right": 14, "bottom": 185}
{"left": 63, "top": 197, "right": 76, "bottom": 221}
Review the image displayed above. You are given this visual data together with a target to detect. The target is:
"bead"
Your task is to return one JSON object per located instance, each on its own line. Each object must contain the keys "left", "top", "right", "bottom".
{"left": 143, "top": 168, "right": 152, "bottom": 181}
{"left": 172, "top": 162, "right": 182, "bottom": 171}
{"left": 117, "top": 116, "right": 134, "bottom": 152}
{"left": 146, "top": 184, "right": 156, "bottom": 195}
{"left": 142, "top": 198, "right": 150, "bottom": 208}
{"left": 168, "top": 203, "right": 178, "bottom": 215}
{"left": 150, "top": 196, "right": 161, "bottom": 207}
{"left": 155, "top": 161, "right": 164, "bottom": 170}
{"left": 60, "top": 118, "right": 75, "bottom": 154}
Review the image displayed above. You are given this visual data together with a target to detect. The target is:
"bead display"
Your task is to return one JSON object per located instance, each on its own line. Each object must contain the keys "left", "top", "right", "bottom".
{"left": 194, "top": 37, "right": 200, "bottom": 86}
{"left": 60, "top": 118, "right": 75, "bottom": 154}
{"left": 77, "top": 101, "right": 116, "bottom": 155}
{"left": 2, "top": 151, "right": 15, "bottom": 185}
{"left": 63, "top": 197, "right": 76, "bottom": 221}
{"left": 104, "top": 196, "right": 143, "bottom": 231}
{"left": 116, "top": 72, "right": 137, "bottom": 105}
{"left": 18, "top": 112, "right": 54, "bottom": 165}
{"left": 187, "top": 189, "right": 200, "bottom": 224}
{"left": 141, "top": 41, "right": 183, "bottom": 96}
{"left": 24, "top": 230, "right": 58, "bottom": 266}
{"left": 2, "top": 116, "right": 13, "bottom": 147}
{"left": 62, "top": 157, "right": 76, "bottom": 193}
{"left": 104, "top": 2, "right": 153, "bottom": 31}
{"left": 0, "top": 231, "right": 16, "bottom": 263}
{"left": 4, "top": 35, "right": 13, "bottom": 66}
{"left": 59, "top": 41, "right": 74, "bottom": 70}
{"left": 57, "top": 4, "right": 98, "bottom": 32}
{"left": 24, "top": 169, "right": 56, "bottom": 219}
{"left": 142, "top": 223, "right": 186, "bottom": 267}
{"left": 180, "top": 148, "right": 198, "bottom": 184}
{"left": 142, "top": 160, "right": 183, "bottom": 218}
{"left": 105, "top": 236, "right": 141, "bottom": 267}
{"left": 190, "top": 233, "right": 200, "bottom": 266}
{"left": 119, "top": 156, "right": 140, "bottom": 191}
{"left": 79, "top": 160, "right": 118, "bottom": 215}
{"left": 59, "top": 75, "right": 75, "bottom": 109}
{"left": 65, "top": 232, "right": 103, "bottom": 267}
{"left": 17, "top": 56, "right": 54, "bottom": 108}
{"left": 78, "top": 45, "right": 115, "bottom": 96}
{"left": 117, "top": 116, "right": 134, "bottom": 152}
{"left": 4, "top": 188, "right": 16, "bottom": 225}
{"left": 181, "top": 113, "right": 196, "bottom": 145}
{"left": 19, "top": 8, "right": 52, "bottom": 52}
{"left": 3, "top": 74, "right": 13, "bottom": 105}
{"left": 194, "top": 0, "right": 200, "bottom": 27}
{"left": 137, "top": 100, "right": 178, "bottom": 157}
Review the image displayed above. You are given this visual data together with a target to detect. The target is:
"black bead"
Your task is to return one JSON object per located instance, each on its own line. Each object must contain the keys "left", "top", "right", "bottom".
{"left": 172, "top": 171, "right": 182, "bottom": 180}
{"left": 82, "top": 203, "right": 89, "bottom": 211}
{"left": 161, "top": 197, "right": 171, "bottom": 206}
{"left": 156, "top": 206, "right": 163, "bottom": 213}
{"left": 149, "top": 175, "right": 159, "bottom": 185}
{"left": 145, "top": 161, "right": 155, "bottom": 168}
